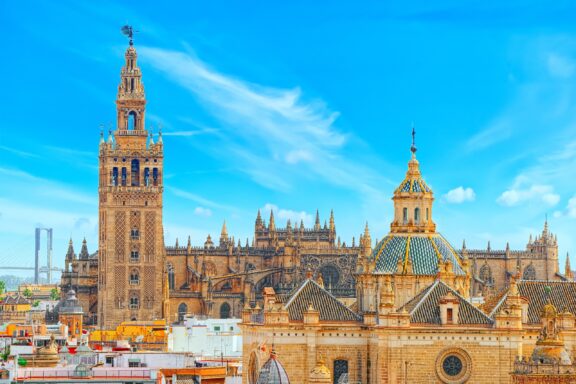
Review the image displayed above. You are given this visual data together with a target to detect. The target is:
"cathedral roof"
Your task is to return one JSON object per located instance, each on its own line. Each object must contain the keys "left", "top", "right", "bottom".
{"left": 284, "top": 279, "right": 361, "bottom": 322}
{"left": 371, "top": 234, "right": 465, "bottom": 275}
{"left": 491, "top": 281, "right": 576, "bottom": 324}
{"left": 256, "top": 352, "right": 290, "bottom": 384}
{"left": 400, "top": 280, "right": 493, "bottom": 325}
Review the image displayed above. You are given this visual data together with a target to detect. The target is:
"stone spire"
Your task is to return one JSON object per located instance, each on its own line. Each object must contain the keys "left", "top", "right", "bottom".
{"left": 269, "top": 210, "right": 275, "bottom": 231}
{"left": 329, "top": 209, "right": 335, "bottom": 232}
{"left": 220, "top": 221, "right": 228, "bottom": 243}
{"left": 78, "top": 238, "right": 89, "bottom": 259}
{"left": 66, "top": 238, "right": 76, "bottom": 261}
{"left": 362, "top": 222, "right": 372, "bottom": 256}
{"left": 566, "top": 253, "right": 574, "bottom": 280}
{"left": 314, "top": 209, "right": 321, "bottom": 230}
{"left": 65, "top": 238, "right": 75, "bottom": 272}
{"left": 255, "top": 209, "right": 263, "bottom": 229}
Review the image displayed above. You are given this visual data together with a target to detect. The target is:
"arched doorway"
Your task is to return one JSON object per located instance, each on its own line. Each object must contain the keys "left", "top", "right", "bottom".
{"left": 220, "top": 302, "right": 231, "bottom": 319}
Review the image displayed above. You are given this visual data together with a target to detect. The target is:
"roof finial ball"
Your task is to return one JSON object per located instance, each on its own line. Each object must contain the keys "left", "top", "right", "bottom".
{"left": 410, "top": 123, "right": 417, "bottom": 158}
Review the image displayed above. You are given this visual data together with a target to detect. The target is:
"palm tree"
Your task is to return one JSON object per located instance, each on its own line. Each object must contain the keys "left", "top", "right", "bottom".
{"left": 50, "top": 288, "right": 60, "bottom": 301}
{"left": 22, "top": 288, "right": 32, "bottom": 298}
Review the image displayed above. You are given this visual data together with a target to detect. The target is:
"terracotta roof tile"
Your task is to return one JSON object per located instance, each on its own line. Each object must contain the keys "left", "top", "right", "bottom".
{"left": 399, "top": 280, "right": 493, "bottom": 325}
{"left": 284, "top": 279, "right": 361, "bottom": 322}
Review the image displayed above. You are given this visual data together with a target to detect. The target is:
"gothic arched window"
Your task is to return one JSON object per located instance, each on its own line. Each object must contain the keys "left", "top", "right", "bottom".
{"left": 130, "top": 269, "right": 139, "bottom": 285}
{"left": 144, "top": 168, "right": 150, "bottom": 186}
{"left": 121, "top": 167, "right": 127, "bottom": 186}
{"left": 131, "top": 160, "right": 140, "bottom": 186}
{"left": 523, "top": 264, "right": 537, "bottom": 280}
{"left": 152, "top": 168, "right": 159, "bottom": 186}
{"left": 129, "top": 295, "right": 139, "bottom": 310}
{"left": 178, "top": 303, "right": 187, "bottom": 322}
{"left": 112, "top": 167, "right": 118, "bottom": 186}
{"left": 220, "top": 302, "right": 231, "bottom": 319}
{"left": 320, "top": 265, "right": 340, "bottom": 289}
{"left": 168, "top": 263, "right": 175, "bottom": 290}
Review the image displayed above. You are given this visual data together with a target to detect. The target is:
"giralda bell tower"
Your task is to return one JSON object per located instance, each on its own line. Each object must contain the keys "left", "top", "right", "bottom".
{"left": 97, "top": 29, "right": 168, "bottom": 328}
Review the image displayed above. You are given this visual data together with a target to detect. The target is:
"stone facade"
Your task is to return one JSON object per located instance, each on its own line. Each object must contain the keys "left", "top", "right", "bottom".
{"left": 241, "top": 144, "right": 576, "bottom": 384}
{"left": 96, "top": 40, "right": 168, "bottom": 329}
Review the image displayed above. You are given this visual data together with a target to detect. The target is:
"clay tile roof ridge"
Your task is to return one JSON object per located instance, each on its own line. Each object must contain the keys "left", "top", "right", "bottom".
{"left": 407, "top": 280, "right": 440, "bottom": 315}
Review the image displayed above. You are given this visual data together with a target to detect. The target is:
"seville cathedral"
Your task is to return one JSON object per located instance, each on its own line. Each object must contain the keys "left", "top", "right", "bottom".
{"left": 59, "top": 37, "right": 576, "bottom": 383}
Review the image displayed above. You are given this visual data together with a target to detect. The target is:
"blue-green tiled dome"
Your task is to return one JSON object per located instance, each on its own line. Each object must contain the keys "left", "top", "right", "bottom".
{"left": 371, "top": 234, "right": 465, "bottom": 275}
{"left": 397, "top": 177, "right": 432, "bottom": 193}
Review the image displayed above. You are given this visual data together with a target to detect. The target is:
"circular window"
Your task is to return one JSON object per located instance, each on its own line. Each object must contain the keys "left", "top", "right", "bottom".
{"left": 442, "top": 355, "right": 462, "bottom": 376}
{"left": 435, "top": 348, "right": 472, "bottom": 384}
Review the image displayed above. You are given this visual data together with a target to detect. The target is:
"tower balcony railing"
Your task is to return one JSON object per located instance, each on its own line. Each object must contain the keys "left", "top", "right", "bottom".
{"left": 115, "top": 129, "right": 148, "bottom": 137}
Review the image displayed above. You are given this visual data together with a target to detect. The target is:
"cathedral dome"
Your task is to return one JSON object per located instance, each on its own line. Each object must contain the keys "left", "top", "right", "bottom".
{"left": 256, "top": 351, "right": 290, "bottom": 384}
{"left": 371, "top": 233, "right": 466, "bottom": 276}
{"left": 531, "top": 345, "right": 572, "bottom": 365}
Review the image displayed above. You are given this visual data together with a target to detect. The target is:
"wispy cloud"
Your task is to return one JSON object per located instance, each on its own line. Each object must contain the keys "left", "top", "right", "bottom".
{"left": 0, "top": 145, "right": 39, "bottom": 158}
{"left": 0, "top": 167, "right": 94, "bottom": 205}
{"left": 162, "top": 128, "right": 219, "bottom": 137}
{"left": 465, "top": 118, "right": 512, "bottom": 152}
{"left": 138, "top": 45, "right": 390, "bottom": 197}
{"left": 262, "top": 203, "right": 313, "bottom": 226}
{"left": 497, "top": 177, "right": 560, "bottom": 207}
{"left": 168, "top": 186, "right": 235, "bottom": 211}
{"left": 444, "top": 186, "right": 476, "bottom": 204}
{"left": 193, "top": 207, "right": 213, "bottom": 217}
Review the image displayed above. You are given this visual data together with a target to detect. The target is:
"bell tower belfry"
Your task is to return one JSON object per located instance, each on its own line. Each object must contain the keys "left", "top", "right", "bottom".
{"left": 97, "top": 29, "right": 167, "bottom": 329}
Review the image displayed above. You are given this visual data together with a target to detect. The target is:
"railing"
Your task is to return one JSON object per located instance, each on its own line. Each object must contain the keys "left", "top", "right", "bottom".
{"left": 115, "top": 129, "right": 148, "bottom": 136}
{"left": 513, "top": 361, "right": 576, "bottom": 375}
{"left": 17, "top": 369, "right": 151, "bottom": 379}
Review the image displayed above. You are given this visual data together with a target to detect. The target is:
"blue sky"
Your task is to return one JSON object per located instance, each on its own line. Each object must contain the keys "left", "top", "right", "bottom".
{"left": 2, "top": 1, "right": 576, "bottom": 277}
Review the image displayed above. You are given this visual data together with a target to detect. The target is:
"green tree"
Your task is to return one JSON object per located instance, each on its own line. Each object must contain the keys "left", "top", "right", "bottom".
{"left": 32, "top": 300, "right": 40, "bottom": 308}
{"left": 0, "top": 281, "right": 5, "bottom": 296}
{"left": 22, "top": 288, "right": 32, "bottom": 298}
{"left": 49, "top": 288, "right": 60, "bottom": 301}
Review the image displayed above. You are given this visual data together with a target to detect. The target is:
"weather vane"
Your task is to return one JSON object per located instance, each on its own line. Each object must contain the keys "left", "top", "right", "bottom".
{"left": 121, "top": 25, "right": 135, "bottom": 46}
{"left": 410, "top": 123, "right": 417, "bottom": 156}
